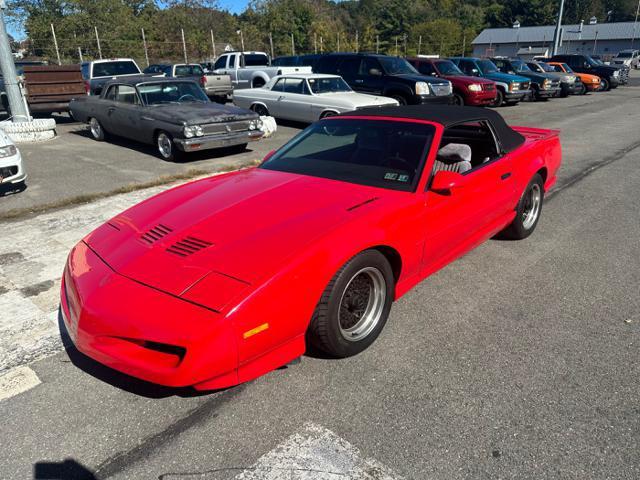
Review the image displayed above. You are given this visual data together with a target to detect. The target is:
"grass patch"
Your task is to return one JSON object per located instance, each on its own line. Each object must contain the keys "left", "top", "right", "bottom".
{"left": 0, "top": 159, "right": 261, "bottom": 222}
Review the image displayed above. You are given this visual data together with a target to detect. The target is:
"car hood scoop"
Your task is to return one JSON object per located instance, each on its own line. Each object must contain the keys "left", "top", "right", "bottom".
{"left": 84, "top": 168, "right": 386, "bottom": 305}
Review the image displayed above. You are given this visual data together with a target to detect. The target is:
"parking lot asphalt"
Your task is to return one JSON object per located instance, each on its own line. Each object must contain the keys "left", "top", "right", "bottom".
{"left": 0, "top": 113, "right": 301, "bottom": 217}
{"left": 1, "top": 75, "right": 640, "bottom": 479}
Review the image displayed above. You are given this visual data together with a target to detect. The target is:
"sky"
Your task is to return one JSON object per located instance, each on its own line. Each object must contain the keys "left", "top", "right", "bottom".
{"left": 218, "top": 0, "right": 251, "bottom": 14}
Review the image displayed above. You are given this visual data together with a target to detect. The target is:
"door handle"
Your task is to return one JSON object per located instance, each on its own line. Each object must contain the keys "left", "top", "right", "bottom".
{"left": 500, "top": 172, "right": 512, "bottom": 180}
{"left": 354, "top": 79, "right": 364, "bottom": 83}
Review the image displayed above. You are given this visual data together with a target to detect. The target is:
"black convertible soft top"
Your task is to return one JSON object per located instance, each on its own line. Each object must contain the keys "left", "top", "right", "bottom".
{"left": 342, "top": 105, "right": 526, "bottom": 153}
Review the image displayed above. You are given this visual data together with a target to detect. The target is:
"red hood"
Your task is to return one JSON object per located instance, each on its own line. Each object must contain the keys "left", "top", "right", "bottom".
{"left": 84, "top": 168, "right": 387, "bottom": 305}
{"left": 442, "top": 74, "right": 495, "bottom": 87}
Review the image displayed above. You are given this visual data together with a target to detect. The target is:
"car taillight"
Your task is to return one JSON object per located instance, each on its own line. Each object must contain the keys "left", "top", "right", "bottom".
{"left": 84, "top": 81, "right": 91, "bottom": 95}
{"left": 200, "top": 75, "right": 206, "bottom": 87}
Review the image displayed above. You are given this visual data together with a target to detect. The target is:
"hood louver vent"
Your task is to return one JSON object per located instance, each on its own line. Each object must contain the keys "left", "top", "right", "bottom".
{"left": 141, "top": 224, "right": 173, "bottom": 244}
{"left": 166, "top": 236, "right": 213, "bottom": 257}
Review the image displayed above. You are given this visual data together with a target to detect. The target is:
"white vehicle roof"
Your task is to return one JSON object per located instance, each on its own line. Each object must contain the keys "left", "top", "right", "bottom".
{"left": 90, "top": 58, "right": 137, "bottom": 64}
{"left": 264, "top": 73, "right": 342, "bottom": 89}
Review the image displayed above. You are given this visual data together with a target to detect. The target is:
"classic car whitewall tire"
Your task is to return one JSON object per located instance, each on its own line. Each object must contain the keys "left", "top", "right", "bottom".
{"left": 307, "top": 250, "right": 394, "bottom": 358}
{"left": 319, "top": 111, "right": 339, "bottom": 119}
{"left": 251, "top": 104, "right": 269, "bottom": 116}
{"left": 89, "top": 117, "right": 106, "bottom": 141}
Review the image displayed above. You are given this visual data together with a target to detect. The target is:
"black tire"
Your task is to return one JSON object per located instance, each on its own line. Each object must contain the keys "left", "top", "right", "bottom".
{"left": 491, "top": 89, "right": 504, "bottom": 107}
{"left": 390, "top": 93, "right": 408, "bottom": 105}
{"left": 578, "top": 83, "right": 587, "bottom": 95}
{"left": 89, "top": 117, "right": 107, "bottom": 141}
{"left": 252, "top": 78, "right": 266, "bottom": 88}
{"left": 307, "top": 250, "right": 394, "bottom": 358}
{"left": 1, "top": 95, "right": 9, "bottom": 114}
{"left": 501, "top": 173, "right": 545, "bottom": 240}
{"left": 252, "top": 104, "right": 269, "bottom": 116}
{"left": 451, "top": 93, "right": 465, "bottom": 106}
{"left": 155, "top": 130, "right": 183, "bottom": 162}
{"left": 320, "top": 110, "right": 338, "bottom": 119}
{"left": 600, "top": 78, "right": 610, "bottom": 91}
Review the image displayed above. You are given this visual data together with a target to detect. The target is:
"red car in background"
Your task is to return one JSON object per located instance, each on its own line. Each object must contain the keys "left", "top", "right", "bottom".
{"left": 407, "top": 57, "right": 497, "bottom": 106}
{"left": 61, "top": 106, "right": 561, "bottom": 391}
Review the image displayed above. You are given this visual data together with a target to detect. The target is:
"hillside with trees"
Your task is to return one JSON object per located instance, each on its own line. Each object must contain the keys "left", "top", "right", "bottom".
{"left": 7, "top": 0, "right": 640, "bottom": 64}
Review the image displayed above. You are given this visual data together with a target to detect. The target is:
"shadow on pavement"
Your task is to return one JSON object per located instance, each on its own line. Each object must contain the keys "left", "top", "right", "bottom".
{"left": 0, "top": 181, "right": 27, "bottom": 197}
{"left": 33, "top": 459, "right": 96, "bottom": 480}
{"left": 57, "top": 310, "right": 210, "bottom": 399}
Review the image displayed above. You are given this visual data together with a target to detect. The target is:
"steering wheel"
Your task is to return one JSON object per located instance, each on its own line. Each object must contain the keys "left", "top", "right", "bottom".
{"left": 178, "top": 94, "right": 197, "bottom": 102}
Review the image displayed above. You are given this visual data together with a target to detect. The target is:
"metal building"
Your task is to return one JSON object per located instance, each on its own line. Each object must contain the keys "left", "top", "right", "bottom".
{"left": 472, "top": 20, "right": 640, "bottom": 60}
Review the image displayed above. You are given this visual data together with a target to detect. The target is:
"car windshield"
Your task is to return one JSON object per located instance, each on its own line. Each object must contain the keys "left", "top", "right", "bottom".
{"left": 587, "top": 56, "right": 602, "bottom": 66}
{"left": 379, "top": 57, "right": 419, "bottom": 75}
{"left": 92, "top": 61, "right": 140, "bottom": 77}
{"left": 435, "top": 60, "right": 463, "bottom": 75}
{"left": 260, "top": 119, "right": 434, "bottom": 192}
{"left": 137, "top": 82, "right": 209, "bottom": 105}
{"left": 561, "top": 63, "right": 574, "bottom": 73}
{"left": 243, "top": 54, "right": 270, "bottom": 67}
{"left": 308, "top": 77, "right": 352, "bottom": 94}
{"left": 511, "top": 60, "right": 532, "bottom": 72}
{"left": 617, "top": 52, "right": 632, "bottom": 58}
{"left": 478, "top": 59, "right": 499, "bottom": 74}
{"left": 538, "top": 63, "right": 556, "bottom": 72}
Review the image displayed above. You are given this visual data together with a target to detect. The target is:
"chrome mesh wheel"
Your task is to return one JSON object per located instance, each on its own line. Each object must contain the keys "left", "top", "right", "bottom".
{"left": 338, "top": 267, "right": 386, "bottom": 342}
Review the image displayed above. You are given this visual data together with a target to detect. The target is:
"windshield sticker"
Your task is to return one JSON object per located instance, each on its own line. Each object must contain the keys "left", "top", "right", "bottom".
{"left": 398, "top": 174, "right": 409, "bottom": 182}
{"left": 384, "top": 172, "right": 399, "bottom": 181}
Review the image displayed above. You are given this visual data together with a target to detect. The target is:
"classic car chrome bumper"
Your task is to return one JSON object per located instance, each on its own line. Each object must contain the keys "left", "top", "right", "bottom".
{"left": 174, "top": 130, "right": 264, "bottom": 152}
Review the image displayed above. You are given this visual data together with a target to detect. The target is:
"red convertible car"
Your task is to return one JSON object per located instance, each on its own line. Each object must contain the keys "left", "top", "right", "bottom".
{"left": 61, "top": 105, "right": 561, "bottom": 390}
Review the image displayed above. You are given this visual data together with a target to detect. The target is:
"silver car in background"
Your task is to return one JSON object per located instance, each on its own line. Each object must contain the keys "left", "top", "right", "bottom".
{"left": 233, "top": 74, "right": 399, "bottom": 123}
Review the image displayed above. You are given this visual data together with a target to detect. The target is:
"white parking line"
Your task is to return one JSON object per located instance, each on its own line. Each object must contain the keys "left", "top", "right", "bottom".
{"left": 235, "top": 423, "right": 403, "bottom": 480}
{"left": 0, "top": 365, "right": 41, "bottom": 401}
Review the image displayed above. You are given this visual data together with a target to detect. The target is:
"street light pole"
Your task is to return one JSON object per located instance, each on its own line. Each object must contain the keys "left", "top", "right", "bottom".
{"left": 0, "top": 0, "right": 29, "bottom": 121}
{"left": 631, "top": 0, "right": 640, "bottom": 49}
{"left": 552, "top": 0, "right": 566, "bottom": 55}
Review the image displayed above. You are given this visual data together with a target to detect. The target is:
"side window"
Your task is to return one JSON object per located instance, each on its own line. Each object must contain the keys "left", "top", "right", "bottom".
{"left": 104, "top": 85, "right": 117, "bottom": 101}
{"left": 358, "top": 57, "right": 382, "bottom": 76}
{"left": 213, "top": 56, "right": 226, "bottom": 70}
{"left": 283, "top": 77, "right": 304, "bottom": 94}
{"left": 493, "top": 59, "right": 506, "bottom": 72}
{"left": 458, "top": 60, "right": 475, "bottom": 75}
{"left": 316, "top": 56, "right": 339, "bottom": 74}
{"left": 435, "top": 121, "right": 501, "bottom": 175}
{"left": 116, "top": 85, "right": 139, "bottom": 105}
{"left": 336, "top": 58, "right": 358, "bottom": 77}
{"left": 228, "top": 55, "right": 236, "bottom": 68}
{"left": 174, "top": 65, "right": 190, "bottom": 76}
{"left": 415, "top": 62, "right": 435, "bottom": 75}
{"left": 272, "top": 78, "right": 285, "bottom": 92}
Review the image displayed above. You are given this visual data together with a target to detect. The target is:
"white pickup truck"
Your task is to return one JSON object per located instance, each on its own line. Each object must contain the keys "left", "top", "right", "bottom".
{"left": 212, "top": 51, "right": 311, "bottom": 89}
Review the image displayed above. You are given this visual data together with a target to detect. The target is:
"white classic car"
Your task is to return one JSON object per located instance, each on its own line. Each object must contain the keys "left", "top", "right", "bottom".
{"left": 232, "top": 74, "right": 399, "bottom": 123}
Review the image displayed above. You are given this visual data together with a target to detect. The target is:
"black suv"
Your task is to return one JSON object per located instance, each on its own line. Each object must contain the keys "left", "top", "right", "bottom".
{"left": 549, "top": 54, "right": 621, "bottom": 90}
{"left": 314, "top": 53, "right": 453, "bottom": 105}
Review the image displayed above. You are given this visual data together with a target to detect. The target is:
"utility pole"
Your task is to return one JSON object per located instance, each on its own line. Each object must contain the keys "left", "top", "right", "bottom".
{"left": 77, "top": 46, "right": 83, "bottom": 62}
{"left": 403, "top": 34, "right": 407, "bottom": 56}
{"left": 395, "top": 36, "right": 398, "bottom": 56}
{"left": 181, "top": 28, "right": 187, "bottom": 63}
{"left": 376, "top": 35, "right": 379, "bottom": 54}
{"left": 94, "top": 26, "right": 102, "bottom": 59}
{"left": 50, "top": 23, "right": 61, "bottom": 65}
{"left": 418, "top": 35, "right": 422, "bottom": 56}
{"left": 290, "top": 33, "right": 295, "bottom": 55}
{"left": 355, "top": 31, "right": 359, "bottom": 53}
{"left": 593, "top": 30, "right": 599, "bottom": 53}
{"left": 320, "top": 35, "right": 323, "bottom": 53}
{"left": 269, "top": 33, "right": 274, "bottom": 59}
{"left": 552, "top": 0, "right": 566, "bottom": 55}
{"left": 0, "top": 0, "right": 29, "bottom": 121}
{"left": 337, "top": 32, "right": 340, "bottom": 52}
{"left": 314, "top": 33, "right": 317, "bottom": 54}
{"left": 237, "top": 30, "right": 245, "bottom": 52}
{"left": 210, "top": 30, "right": 216, "bottom": 59}
{"left": 142, "top": 28, "right": 149, "bottom": 67}
{"left": 631, "top": 0, "right": 640, "bottom": 49}
{"left": 461, "top": 34, "right": 466, "bottom": 56}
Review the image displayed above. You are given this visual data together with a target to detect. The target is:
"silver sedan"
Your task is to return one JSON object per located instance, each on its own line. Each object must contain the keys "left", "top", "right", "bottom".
{"left": 232, "top": 74, "right": 399, "bottom": 123}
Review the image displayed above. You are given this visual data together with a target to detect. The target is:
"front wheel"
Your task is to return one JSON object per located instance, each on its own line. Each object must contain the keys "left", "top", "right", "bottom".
{"left": 390, "top": 94, "right": 408, "bottom": 106}
{"left": 156, "top": 131, "right": 183, "bottom": 162}
{"left": 501, "top": 173, "right": 544, "bottom": 240}
{"left": 451, "top": 93, "right": 465, "bottom": 106}
{"left": 89, "top": 117, "right": 106, "bottom": 141}
{"left": 307, "top": 250, "right": 394, "bottom": 358}
{"left": 491, "top": 89, "right": 504, "bottom": 107}
{"left": 600, "top": 78, "right": 610, "bottom": 91}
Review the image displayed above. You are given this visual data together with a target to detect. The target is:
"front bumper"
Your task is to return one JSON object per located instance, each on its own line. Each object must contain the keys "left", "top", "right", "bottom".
{"left": 174, "top": 130, "right": 264, "bottom": 152}
{"left": 416, "top": 94, "right": 453, "bottom": 105}
{"left": 465, "top": 90, "right": 497, "bottom": 106}
{"left": 536, "top": 86, "right": 562, "bottom": 98}
{"left": 60, "top": 241, "right": 239, "bottom": 388}
{"left": 504, "top": 89, "right": 530, "bottom": 102}
{"left": 0, "top": 151, "right": 26, "bottom": 184}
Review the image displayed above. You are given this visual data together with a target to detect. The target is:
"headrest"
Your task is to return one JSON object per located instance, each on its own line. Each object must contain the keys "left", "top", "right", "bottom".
{"left": 437, "top": 143, "right": 471, "bottom": 164}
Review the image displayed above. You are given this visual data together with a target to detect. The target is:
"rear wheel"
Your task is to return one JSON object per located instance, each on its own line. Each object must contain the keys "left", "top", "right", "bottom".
{"left": 307, "top": 250, "right": 394, "bottom": 358}
{"left": 390, "top": 93, "right": 408, "bottom": 105}
{"left": 600, "top": 78, "right": 610, "bottom": 91}
{"left": 89, "top": 117, "right": 106, "bottom": 141}
{"left": 501, "top": 173, "right": 544, "bottom": 240}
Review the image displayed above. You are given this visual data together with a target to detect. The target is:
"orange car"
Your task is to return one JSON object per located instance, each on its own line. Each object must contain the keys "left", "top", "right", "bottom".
{"left": 547, "top": 62, "right": 601, "bottom": 92}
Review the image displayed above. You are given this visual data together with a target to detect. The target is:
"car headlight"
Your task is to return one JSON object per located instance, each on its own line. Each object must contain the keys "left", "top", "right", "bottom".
{"left": 569, "top": 75, "right": 576, "bottom": 82}
{"left": 0, "top": 144, "right": 17, "bottom": 158}
{"left": 542, "top": 79, "right": 551, "bottom": 89}
{"left": 592, "top": 78, "right": 600, "bottom": 83}
{"left": 613, "top": 70, "right": 620, "bottom": 77}
{"left": 184, "top": 125, "right": 204, "bottom": 138}
{"left": 510, "top": 82, "right": 520, "bottom": 92}
{"left": 467, "top": 84, "right": 482, "bottom": 92}
{"left": 415, "top": 81, "right": 431, "bottom": 95}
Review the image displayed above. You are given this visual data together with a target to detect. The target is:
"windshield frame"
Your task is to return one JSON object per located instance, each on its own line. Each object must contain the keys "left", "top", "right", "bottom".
{"left": 259, "top": 117, "right": 436, "bottom": 192}
{"left": 307, "top": 76, "right": 353, "bottom": 94}
{"left": 136, "top": 81, "right": 210, "bottom": 106}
